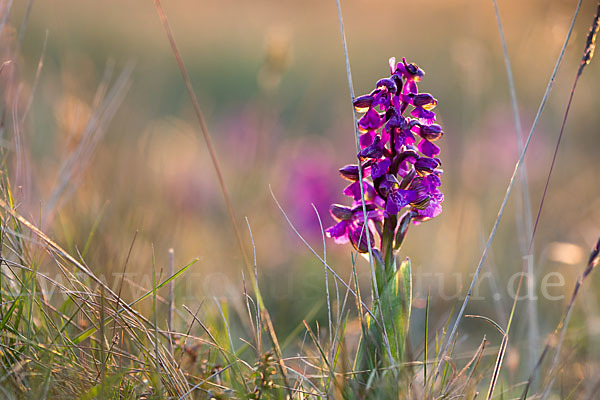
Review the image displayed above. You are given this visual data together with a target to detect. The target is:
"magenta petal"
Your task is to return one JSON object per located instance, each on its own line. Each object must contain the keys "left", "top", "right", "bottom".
{"left": 405, "top": 80, "right": 418, "bottom": 95}
{"left": 344, "top": 181, "right": 375, "bottom": 201}
{"left": 395, "top": 129, "right": 416, "bottom": 150}
{"left": 325, "top": 221, "right": 349, "bottom": 242}
{"left": 359, "top": 131, "right": 375, "bottom": 148}
{"left": 343, "top": 181, "right": 362, "bottom": 201}
{"left": 381, "top": 128, "right": 390, "bottom": 145}
{"left": 424, "top": 173, "right": 442, "bottom": 189}
{"left": 418, "top": 139, "right": 440, "bottom": 157}
{"left": 411, "top": 107, "right": 436, "bottom": 123}
{"left": 358, "top": 108, "right": 384, "bottom": 131}
{"left": 417, "top": 192, "right": 443, "bottom": 220}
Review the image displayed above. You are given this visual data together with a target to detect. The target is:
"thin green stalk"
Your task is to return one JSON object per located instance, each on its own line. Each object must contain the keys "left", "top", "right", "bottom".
{"left": 382, "top": 216, "right": 397, "bottom": 282}
{"left": 151, "top": 248, "right": 162, "bottom": 395}
{"left": 491, "top": 0, "right": 538, "bottom": 373}
{"left": 424, "top": 289, "right": 430, "bottom": 392}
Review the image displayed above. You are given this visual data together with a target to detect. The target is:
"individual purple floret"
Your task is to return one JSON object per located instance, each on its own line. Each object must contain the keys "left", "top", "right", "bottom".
{"left": 325, "top": 203, "right": 384, "bottom": 253}
{"left": 326, "top": 57, "right": 445, "bottom": 253}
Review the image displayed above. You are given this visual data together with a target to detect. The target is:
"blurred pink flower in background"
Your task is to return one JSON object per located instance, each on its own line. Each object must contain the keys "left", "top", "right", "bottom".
{"left": 275, "top": 138, "right": 342, "bottom": 241}
{"left": 218, "top": 106, "right": 262, "bottom": 169}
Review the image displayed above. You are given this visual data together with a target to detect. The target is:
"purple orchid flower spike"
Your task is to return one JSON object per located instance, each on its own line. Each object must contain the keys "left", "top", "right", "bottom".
{"left": 326, "top": 57, "right": 446, "bottom": 258}
{"left": 330, "top": 58, "right": 447, "bottom": 371}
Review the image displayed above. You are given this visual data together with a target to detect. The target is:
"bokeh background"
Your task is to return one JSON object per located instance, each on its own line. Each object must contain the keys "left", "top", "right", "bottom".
{"left": 3, "top": 0, "right": 600, "bottom": 383}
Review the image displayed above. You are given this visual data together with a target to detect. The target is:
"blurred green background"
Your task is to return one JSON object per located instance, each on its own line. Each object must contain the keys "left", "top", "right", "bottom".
{"left": 4, "top": 0, "right": 600, "bottom": 381}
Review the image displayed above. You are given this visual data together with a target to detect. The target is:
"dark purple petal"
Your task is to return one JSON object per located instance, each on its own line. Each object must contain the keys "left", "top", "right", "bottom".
{"left": 415, "top": 157, "right": 440, "bottom": 175}
{"left": 408, "top": 172, "right": 444, "bottom": 221}
{"left": 391, "top": 95, "right": 402, "bottom": 110}
{"left": 376, "top": 78, "right": 397, "bottom": 93}
{"left": 397, "top": 149, "right": 419, "bottom": 167}
{"left": 358, "top": 135, "right": 384, "bottom": 159}
{"left": 380, "top": 127, "right": 390, "bottom": 145}
{"left": 386, "top": 197, "right": 400, "bottom": 215}
{"left": 371, "top": 158, "right": 391, "bottom": 179}
{"left": 413, "top": 93, "right": 437, "bottom": 109}
{"left": 418, "top": 139, "right": 440, "bottom": 157}
{"left": 391, "top": 74, "right": 403, "bottom": 94}
{"left": 372, "top": 90, "right": 392, "bottom": 110}
{"left": 408, "top": 176, "right": 426, "bottom": 195}
{"left": 377, "top": 174, "right": 398, "bottom": 198}
{"left": 353, "top": 94, "right": 374, "bottom": 112}
{"left": 404, "top": 61, "right": 424, "bottom": 80}
{"left": 415, "top": 124, "right": 443, "bottom": 141}
{"left": 399, "top": 167, "right": 416, "bottom": 189}
{"left": 351, "top": 203, "right": 384, "bottom": 224}
{"left": 349, "top": 222, "right": 374, "bottom": 253}
{"left": 339, "top": 164, "right": 360, "bottom": 181}
{"left": 330, "top": 204, "right": 353, "bottom": 221}
{"left": 386, "top": 114, "right": 406, "bottom": 134}
{"left": 400, "top": 94, "right": 413, "bottom": 104}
